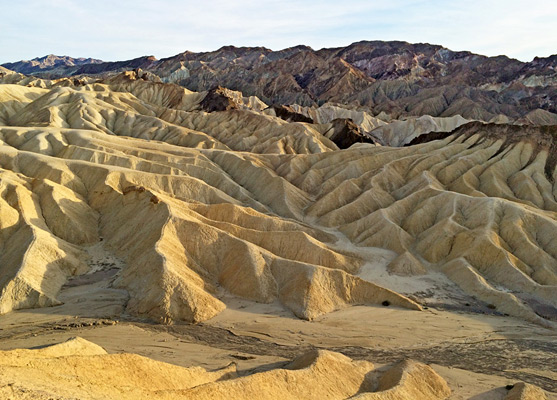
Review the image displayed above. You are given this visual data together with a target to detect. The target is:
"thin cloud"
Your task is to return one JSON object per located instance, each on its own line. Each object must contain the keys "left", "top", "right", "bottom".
{"left": 1, "top": 0, "right": 555, "bottom": 63}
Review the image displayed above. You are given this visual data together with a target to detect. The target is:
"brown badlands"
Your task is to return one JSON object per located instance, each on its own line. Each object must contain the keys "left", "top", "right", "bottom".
{"left": 0, "top": 60, "right": 555, "bottom": 399}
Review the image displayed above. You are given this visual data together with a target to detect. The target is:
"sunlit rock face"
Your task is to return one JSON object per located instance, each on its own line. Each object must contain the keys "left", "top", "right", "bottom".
{"left": 0, "top": 75, "right": 555, "bottom": 329}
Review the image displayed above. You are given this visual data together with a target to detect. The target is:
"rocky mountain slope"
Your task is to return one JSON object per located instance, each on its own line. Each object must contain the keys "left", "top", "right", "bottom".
{"left": 4, "top": 41, "right": 557, "bottom": 124}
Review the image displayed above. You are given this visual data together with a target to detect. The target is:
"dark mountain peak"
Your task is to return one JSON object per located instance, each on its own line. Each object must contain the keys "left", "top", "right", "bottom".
{"left": 199, "top": 85, "right": 245, "bottom": 112}
{"left": 36, "top": 54, "right": 58, "bottom": 61}
{"left": 215, "top": 45, "right": 272, "bottom": 54}
{"left": 265, "top": 45, "right": 314, "bottom": 62}
{"left": 2, "top": 54, "right": 104, "bottom": 74}
{"left": 34, "top": 54, "right": 104, "bottom": 65}
{"left": 285, "top": 44, "right": 314, "bottom": 52}
{"left": 341, "top": 40, "right": 444, "bottom": 55}
{"left": 530, "top": 54, "right": 557, "bottom": 66}
{"left": 71, "top": 55, "right": 158, "bottom": 76}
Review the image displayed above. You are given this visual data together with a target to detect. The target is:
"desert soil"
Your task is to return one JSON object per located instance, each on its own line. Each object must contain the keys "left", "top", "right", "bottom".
{"left": 0, "top": 278, "right": 555, "bottom": 399}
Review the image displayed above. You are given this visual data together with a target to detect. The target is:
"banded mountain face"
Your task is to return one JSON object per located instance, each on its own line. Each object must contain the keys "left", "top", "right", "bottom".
{"left": 3, "top": 41, "right": 557, "bottom": 124}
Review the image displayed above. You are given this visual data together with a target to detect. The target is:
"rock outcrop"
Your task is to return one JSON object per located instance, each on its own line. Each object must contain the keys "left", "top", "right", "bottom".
{"left": 265, "top": 104, "right": 314, "bottom": 123}
{"left": 322, "top": 118, "right": 377, "bottom": 149}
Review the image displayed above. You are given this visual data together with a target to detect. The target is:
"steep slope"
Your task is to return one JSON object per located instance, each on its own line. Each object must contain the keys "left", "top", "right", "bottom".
{"left": 0, "top": 78, "right": 555, "bottom": 328}
{"left": 150, "top": 42, "right": 557, "bottom": 121}
{"left": 368, "top": 114, "right": 470, "bottom": 146}
{"left": 4, "top": 41, "right": 557, "bottom": 123}
{"left": 0, "top": 79, "right": 419, "bottom": 323}
{"left": 287, "top": 103, "right": 388, "bottom": 131}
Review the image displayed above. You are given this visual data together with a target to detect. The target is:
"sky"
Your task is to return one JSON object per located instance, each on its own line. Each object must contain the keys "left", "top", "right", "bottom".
{"left": 1, "top": 0, "right": 556, "bottom": 64}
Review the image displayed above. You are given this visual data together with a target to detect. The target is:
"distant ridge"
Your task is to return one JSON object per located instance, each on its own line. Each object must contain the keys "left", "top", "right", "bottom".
{"left": 2, "top": 54, "right": 103, "bottom": 75}
{"left": 2, "top": 41, "right": 557, "bottom": 123}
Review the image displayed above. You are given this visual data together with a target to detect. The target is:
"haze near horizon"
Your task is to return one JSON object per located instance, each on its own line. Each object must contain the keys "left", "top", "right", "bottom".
{"left": 1, "top": 0, "right": 556, "bottom": 64}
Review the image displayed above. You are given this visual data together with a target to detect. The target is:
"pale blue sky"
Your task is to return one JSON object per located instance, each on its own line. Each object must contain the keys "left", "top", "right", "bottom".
{"left": 1, "top": 0, "right": 556, "bottom": 64}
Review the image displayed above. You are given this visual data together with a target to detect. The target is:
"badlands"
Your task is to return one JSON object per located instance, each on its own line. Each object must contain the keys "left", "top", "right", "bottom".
{"left": 0, "top": 46, "right": 556, "bottom": 399}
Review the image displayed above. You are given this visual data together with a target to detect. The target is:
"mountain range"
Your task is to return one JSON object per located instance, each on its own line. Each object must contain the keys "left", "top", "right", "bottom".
{"left": 1, "top": 40, "right": 556, "bottom": 399}
{"left": 3, "top": 41, "right": 557, "bottom": 124}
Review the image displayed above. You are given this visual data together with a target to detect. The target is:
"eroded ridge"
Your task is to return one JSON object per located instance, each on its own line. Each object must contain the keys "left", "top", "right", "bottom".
{"left": 1, "top": 338, "right": 551, "bottom": 400}
{"left": 0, "top": 79, "right": 555, "bottom": 327}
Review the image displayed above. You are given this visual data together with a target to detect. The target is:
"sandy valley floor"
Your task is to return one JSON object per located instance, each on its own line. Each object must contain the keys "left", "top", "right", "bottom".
{"left": 0, "top": 286, "right": 555, "bottom": 399}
